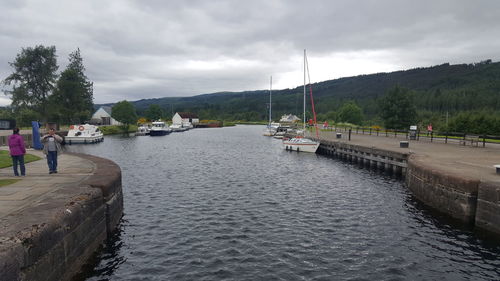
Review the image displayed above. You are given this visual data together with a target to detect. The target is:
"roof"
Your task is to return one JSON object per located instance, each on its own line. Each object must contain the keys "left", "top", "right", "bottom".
{"left": 177, "top": 112, "right": 198, "bottom": 118}
{"left": 98, "top": 106, "right": 112, "bottom": 115}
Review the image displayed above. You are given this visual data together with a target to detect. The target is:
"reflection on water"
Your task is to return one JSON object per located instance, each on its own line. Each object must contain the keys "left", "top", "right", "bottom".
{"left": 68, "top": 125, "right": 500, "bottom": 281}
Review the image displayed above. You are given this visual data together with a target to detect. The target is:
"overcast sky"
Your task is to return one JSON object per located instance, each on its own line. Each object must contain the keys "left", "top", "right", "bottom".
{"left": 1, "top": 0, "right": 500, "bottom": 106}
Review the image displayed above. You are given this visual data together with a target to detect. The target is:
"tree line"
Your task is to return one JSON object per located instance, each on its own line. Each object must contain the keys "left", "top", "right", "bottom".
{"left": 2, "top": 45, "right": 499, "bottom": 135}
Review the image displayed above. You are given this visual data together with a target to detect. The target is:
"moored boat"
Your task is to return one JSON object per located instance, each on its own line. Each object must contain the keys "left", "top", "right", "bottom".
{"left": 149, "top": 121, "right": 172, "bottom": 136}
{"left": 283, "top": 136, "right": 320, "bottom": 152}
{"left": 65, "top": 124, "right": 104, "bottom": 144}
{"left": 282, "top": 50, "right": 320, "bottom": 153}
{"left": 136, "top": 124, "right": 150, "bottom": 136}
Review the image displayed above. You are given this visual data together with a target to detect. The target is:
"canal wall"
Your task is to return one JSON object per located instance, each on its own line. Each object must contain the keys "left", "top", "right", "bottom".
{"left": 314, "top": 138, "right": 500, "bottom": 235}
{"left": 0, "top": 153, "right": 123, "bottom": 281}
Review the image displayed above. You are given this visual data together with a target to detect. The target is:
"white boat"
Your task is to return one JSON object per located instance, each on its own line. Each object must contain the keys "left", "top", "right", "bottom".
{"left": 283, "top": 136, "right": 320, "bottom": 152}
{"left": 149, "top": 121, "right": 172, "bottom": 136}
{"left": 283, "top": 50, "right": 320, "bottom": 153}
{"left": 136, "top": 124, "right": 150, "bottom": 136}
{"left": 169, "top": 123, "right": 188, "bottom": 132}
{"left": 65, "top": 124, "right": 104, "bottom": 144}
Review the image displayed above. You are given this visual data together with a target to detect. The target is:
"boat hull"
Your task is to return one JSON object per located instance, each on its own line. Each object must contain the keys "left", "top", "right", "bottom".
{"left": 149, "top": 130, "right": 170, "bottom": 136}
{"left": 65, "top": 136, "right": 104, "bottom": 144}
{"left": 283, "top": 139, "right": 320, "bottom": 153}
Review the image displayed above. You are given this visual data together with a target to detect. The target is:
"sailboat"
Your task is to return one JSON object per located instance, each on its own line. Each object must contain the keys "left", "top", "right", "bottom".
{"left": 263, "top": 76, "right": 279, "bottom": 136}
{"left": 282, "top": 50, "right": 320, "bottom": 153}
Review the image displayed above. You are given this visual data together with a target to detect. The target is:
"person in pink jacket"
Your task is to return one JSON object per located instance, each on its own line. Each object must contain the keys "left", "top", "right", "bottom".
{"left": 8, "top": 128, "right": 26, "bottom": 176}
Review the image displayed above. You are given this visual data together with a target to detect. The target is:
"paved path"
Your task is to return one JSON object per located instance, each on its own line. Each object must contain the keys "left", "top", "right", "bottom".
{"left": 0, "top": 149, "right": 95, "bottom": 219}
{"left": 311, "top": 130, "right": 500, "bottom": 183}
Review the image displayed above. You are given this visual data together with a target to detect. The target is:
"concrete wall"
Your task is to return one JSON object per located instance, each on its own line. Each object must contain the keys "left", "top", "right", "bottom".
{"left": 0, "top": 153, "right": 123, "bottom": 281}
{"left": 406, "top": 157, "right": 479, "bottom": 223}
{"left": 317, "top": 139, "right": 500, "bottom": 235}
{"left": 475, "top": 181, "right": 500, "bottom": 234}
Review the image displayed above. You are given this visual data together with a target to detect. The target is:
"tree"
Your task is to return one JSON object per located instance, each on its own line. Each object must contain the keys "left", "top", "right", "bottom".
{"left": 338, "top": 101, "right": 363, "bottom": 125}
{"left": 111, "top": 100, "right": 137, "bottom": 131}
{"left": 145, "top": 104, "right": 164, "bottom": 121}
{"left": 378, "top": 86, "right": 417, "bottom": 129}
{"left": 50, "top": 48, "right": 94, "bottom": 124}
{"left": 2, "top": 45, "right": 58, "bottom": 121}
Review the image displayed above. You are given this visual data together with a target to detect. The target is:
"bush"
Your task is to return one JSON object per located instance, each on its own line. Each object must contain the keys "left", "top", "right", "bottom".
{"left": 99, "top": 125, "right": 137, "bottom": 135}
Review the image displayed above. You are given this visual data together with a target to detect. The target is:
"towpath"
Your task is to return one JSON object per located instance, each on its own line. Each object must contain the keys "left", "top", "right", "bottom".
{"left": 310, "top": 130, "right": 500, "bottom": 184}
{"left": 0, "top": 149, "right": 95, "bottom": 219}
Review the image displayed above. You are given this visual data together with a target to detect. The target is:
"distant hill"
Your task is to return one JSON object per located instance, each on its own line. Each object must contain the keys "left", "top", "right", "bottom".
{"left": 97, "top": 60, "right": 500, "bottom": 121}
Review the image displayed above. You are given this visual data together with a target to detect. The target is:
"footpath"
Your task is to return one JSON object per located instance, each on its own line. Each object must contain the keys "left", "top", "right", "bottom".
{"left": 314, "top": 130, "right": 500, "bottom": 183}
{"left": 0, "top": 149, "right": 95, "bottom": 218}
{"left": 0, "top": 148, "right": 123, "bottom": 281}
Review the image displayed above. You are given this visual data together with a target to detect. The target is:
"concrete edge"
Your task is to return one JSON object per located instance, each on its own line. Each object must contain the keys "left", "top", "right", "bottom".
{"left": 0, "top": 153, "right": 123, "bottom": 281}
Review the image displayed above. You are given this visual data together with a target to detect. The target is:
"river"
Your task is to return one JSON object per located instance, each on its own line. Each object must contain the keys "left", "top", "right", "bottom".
{"left": 68, "top": 125, "right": 500, "bottom": 281}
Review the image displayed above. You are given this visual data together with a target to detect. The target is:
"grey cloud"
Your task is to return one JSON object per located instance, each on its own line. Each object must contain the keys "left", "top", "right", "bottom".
{"left": 1, "top": 0, "right": 500, "bottom": 106}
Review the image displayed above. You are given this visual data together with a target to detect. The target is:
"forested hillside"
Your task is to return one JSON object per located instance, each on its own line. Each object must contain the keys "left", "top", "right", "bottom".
{"left": 100, "top": 60, "right": 500, "bottom": 132}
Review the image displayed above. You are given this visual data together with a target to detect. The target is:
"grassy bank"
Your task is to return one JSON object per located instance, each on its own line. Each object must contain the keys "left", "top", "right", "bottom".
{"left": 0, "top": 150, "right": 42, "bottom": 168}
{"left": 0, "top": 179, "right": 21, "bottom": 187}
{"left": 99, "top": 125, "right": 138, "bottom": 135}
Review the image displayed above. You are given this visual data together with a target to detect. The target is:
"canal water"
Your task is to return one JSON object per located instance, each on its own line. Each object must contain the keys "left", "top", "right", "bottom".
{"left": 69, "top": 125, "right": 500, "bottom": 281}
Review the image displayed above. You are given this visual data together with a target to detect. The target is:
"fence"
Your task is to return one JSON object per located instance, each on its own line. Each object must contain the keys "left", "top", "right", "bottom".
{"left": 320, "top": 125, "right": 500, "bottom": 147}
{"left": 0, "top": 134, "right": 34, "bottom": 148}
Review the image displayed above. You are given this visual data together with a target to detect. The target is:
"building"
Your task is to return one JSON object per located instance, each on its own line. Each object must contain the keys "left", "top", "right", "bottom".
{"left": 280, "top": 114, "right": 300, "bottom": 123}
{"left": 172, "top": 112, "right": 199, "bottom": 126}
{"left": 90, "top": 106, "right": 122, "bottom": 125}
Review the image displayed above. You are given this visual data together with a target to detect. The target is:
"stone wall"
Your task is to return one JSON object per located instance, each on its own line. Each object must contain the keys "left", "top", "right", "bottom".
{"left": 475, "top": 181, "right": 500, "bottom": 234}
{"left": 405, "top": 156, "right": 480, "bottom": 223}
{"left": 0, "top": 153, "right": 123, "bottom": 281}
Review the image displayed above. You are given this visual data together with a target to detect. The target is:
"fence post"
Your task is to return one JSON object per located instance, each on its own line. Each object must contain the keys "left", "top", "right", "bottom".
{"left": 377, "top": 129, "right": 379, "bottom": 136}
{"left": 483, "top": 135, "right": 486, "bottom": 147}
{"left": 386, "top": 130, "right": 388, "bottom": 137}
{"left": 349, "top": 129, "right": 351, "bottom": 141}
{"left": 406, "top": 131, "right": 408, "bottom": 139}
{"left": 431, "top": 131, "right": 433, "bottom": 142}
{"left": 445, "top": 133, "right": 448, "bottom": 144}
{"left": 417, "top": 130, "right": 420, "bottom": 140}
{"left": 369, "top": 128, "right": 372, "bottom": 135}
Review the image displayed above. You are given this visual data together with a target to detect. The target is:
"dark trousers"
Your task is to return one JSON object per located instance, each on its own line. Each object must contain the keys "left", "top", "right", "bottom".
{"left": 47, "top": 151, "right": 58, "bottom": 172}
{"left": 12, "top": 155, "right": 25, "bottom": 176}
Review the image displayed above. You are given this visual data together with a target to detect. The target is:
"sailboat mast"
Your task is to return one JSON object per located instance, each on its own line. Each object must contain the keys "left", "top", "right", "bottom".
{"left": 303, "top": 49, "right": 306, "bottom": 133}
{"left": 269, "top": 76, "right": 272, "bottom": 126}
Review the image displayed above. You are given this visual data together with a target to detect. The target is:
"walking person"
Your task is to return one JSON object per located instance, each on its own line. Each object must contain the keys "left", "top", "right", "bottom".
{"left": 8, "top": 128, "right": 26, "bottom": 176}
{"left": 41, "top": 128, "right": 63, "bottom": 174}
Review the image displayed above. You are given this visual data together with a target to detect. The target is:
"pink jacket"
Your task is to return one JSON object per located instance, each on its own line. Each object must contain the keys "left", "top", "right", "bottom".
{"left": 8, "top": 134, "right": 26, "bottom": 156}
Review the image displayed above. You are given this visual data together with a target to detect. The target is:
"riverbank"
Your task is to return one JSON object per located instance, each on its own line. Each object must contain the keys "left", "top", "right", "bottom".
{"left": 0, "top": 149, "right": 122, "bottom": 281}
{"left": 308, "top": 130, "right": 500, "bottom": 235}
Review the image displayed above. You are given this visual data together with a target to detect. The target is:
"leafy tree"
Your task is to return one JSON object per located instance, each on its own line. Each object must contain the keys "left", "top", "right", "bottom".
{"left": 50, "top": 48, "right": 93, "bottom": 124}
{"left": 338, "top": 101, "right": 363, "bottom": 125}
{"left": 2, "top": 45, "right": 58, "bottom": 121}
{"left": 145, "top": 104, "right": 164, "bottom": 121}
{"left": 378, "top": 86, "right": 417, "bottom": 129}
{"left": 111, "top": 100, "right": 138, "bottom": 131}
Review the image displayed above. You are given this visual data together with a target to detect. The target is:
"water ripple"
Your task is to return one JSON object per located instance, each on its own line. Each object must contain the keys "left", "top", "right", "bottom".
{"left": 69, "top": 126, "right": 500, "bottom": 281}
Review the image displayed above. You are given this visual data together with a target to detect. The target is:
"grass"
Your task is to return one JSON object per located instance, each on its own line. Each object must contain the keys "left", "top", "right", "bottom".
{"left": 0, "top": 179, "right": 21, "bottom": 187}
{"left": 0, "top": 150, "right": 42, "bottom": 169}
{"left": 99, "top": 125, "right": 138, "bottom": 135}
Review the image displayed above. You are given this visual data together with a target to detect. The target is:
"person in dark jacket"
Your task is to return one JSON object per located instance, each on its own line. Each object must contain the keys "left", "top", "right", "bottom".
{"left": 41, "top": 128, "right": 63, "bottom": 174}
{"left": 8, "top": 128, "right": 26, "bottom": 176}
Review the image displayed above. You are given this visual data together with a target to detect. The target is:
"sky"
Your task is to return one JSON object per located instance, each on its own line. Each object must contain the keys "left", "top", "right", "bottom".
{"left": 1, "top": 0, "right": 500, "bottom": 106}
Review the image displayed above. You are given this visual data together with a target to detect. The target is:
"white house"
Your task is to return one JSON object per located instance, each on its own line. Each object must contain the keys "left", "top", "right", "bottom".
{"left": 90, "top": 106, "right": 122, "bottom": 125}
{"left": 172, "top": 112, "right": 199, "bottom": 126}
{"left": 280, "top": 114, "right": 300, "bottom": 123}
